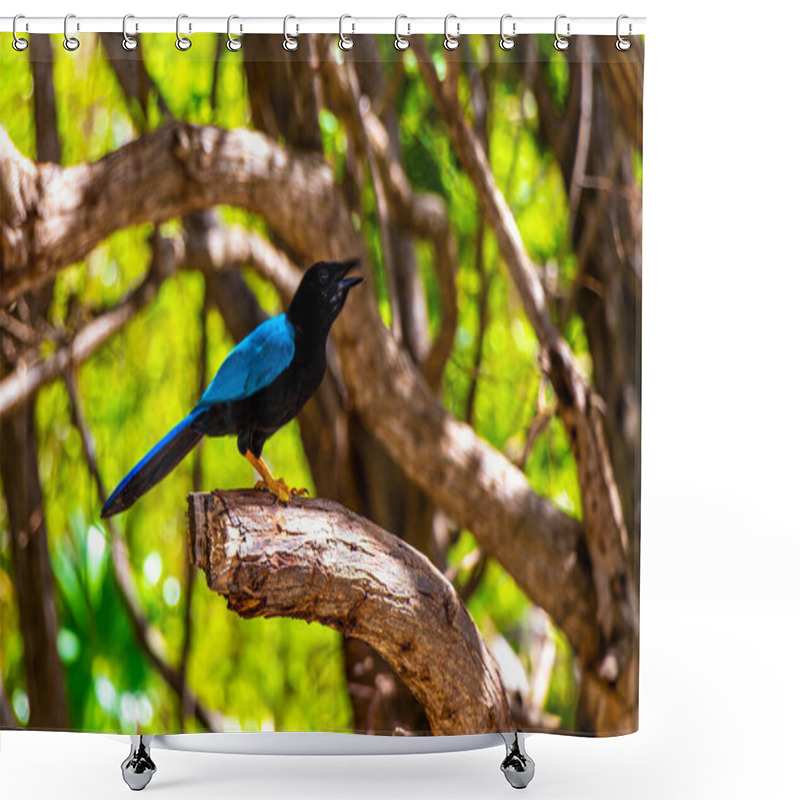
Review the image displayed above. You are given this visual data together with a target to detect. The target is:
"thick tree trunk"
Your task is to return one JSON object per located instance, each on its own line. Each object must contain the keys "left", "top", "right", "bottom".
{"left": 0, "top": 34, "right": 68, "bottom": 730}
{"left": 188, "top": 490, "right": 514, "bottom": 735}
{"left": 0, "top": 393, "right": 68, "bottom": 729}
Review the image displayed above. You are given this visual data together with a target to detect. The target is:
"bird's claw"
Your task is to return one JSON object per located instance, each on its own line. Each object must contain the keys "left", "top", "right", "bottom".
{"left": 254, "top": 478, "right": 309, "bottom": 504}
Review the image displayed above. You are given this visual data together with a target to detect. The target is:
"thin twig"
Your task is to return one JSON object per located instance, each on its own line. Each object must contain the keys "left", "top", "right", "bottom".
{"left": 179, "top": 284, "right": 208, "bottom": 729}
{"left": 0, "top": 267, "right": 169, "bottom": 420}
{"left": 558, "top": 136, "right": 626, "bottom": 330}
{"left": 458, "top": 553, "right": 489, "bottom": 604}
{"left": 210, "top": 34, "right": 225, "bottom": 114}
{"left": 464, "top": 47, "right": 491, "bottom": 428}
{"left": 343, "top": 62, "right": 402, "bottom": 339}
{"left": 63, "top": 370, "right": 221, "bottom": 732}
{"left": 0, "top": 312, "right": 40, "bottom": 347}
{"left": 568, "top": 56, "right": 594, "bottom": 237}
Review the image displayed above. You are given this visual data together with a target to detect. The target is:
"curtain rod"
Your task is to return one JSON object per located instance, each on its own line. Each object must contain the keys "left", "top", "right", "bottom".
{"left": 1, "top": 16, "right": 646, "bottom": 37}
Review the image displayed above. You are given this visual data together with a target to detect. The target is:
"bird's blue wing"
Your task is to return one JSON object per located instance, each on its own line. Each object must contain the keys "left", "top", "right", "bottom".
{"left": 197, "top": 314, "right": 295, "bottom": 408}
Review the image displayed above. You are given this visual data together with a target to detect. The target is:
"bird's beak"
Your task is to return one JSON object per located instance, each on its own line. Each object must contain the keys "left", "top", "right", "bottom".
{"left": 337, "top": 258, "right": 364, "bottom": 291}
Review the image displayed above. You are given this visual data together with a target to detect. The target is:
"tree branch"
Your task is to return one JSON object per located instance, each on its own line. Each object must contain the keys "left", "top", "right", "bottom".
{"left": 188, "top": 490, "right": 514, "bottom": 735}
{"left": 414, "top": 41, "right": 556, "bottom": 351}
{"left": 0, "top": 221, "right": 302, "bottom": 420}
{"left": 0, "top": 262, "right": 170, "bottom": 419}
{"left": 0, "top": 122, "right": 341, "bottom": 304}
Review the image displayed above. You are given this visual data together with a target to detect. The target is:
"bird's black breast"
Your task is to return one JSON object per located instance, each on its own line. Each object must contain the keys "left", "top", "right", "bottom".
{"left": 198, "top": 347, "right": 327, "bottom": 458}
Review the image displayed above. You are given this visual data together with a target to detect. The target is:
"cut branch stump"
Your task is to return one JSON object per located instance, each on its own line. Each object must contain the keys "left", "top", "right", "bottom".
{"left": 188, "top": 490, "right": 514, "bottom": 735}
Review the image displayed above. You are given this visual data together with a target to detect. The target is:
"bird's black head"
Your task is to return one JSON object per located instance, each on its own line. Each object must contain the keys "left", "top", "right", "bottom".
{"left": 287, "top": 258, "right": 363, "bottom": 339}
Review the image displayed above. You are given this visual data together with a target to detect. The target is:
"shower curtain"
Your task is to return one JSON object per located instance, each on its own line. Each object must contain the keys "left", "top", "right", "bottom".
{"left": 0, "top": 29, "right": 643, "bottom": 739}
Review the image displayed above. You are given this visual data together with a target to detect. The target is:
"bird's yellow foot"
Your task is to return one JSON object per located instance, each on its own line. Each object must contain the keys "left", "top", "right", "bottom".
{"left": 246, "top": 450, "right": 308, "bottom": 503}
{"left": 253, "top": 476, "right": 309, "bottom": 504}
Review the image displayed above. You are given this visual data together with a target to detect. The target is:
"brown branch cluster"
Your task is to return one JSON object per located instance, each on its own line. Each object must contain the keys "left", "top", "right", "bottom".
{"left": 415, "top": 40, "right": 639, "bottom": 729}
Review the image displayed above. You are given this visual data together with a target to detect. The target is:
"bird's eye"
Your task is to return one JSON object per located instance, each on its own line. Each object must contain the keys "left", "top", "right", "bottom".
{"left": 319, "top": 268, "right": 329, "bottom": 284}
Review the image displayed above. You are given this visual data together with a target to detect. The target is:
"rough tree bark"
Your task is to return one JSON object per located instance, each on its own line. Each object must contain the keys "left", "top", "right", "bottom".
{"left": 187, "top": 490, "right": 514, "bottom": 735}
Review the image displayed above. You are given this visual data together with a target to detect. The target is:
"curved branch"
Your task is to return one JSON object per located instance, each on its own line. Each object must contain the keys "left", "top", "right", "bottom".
{"left": 0, "top": 122, "right": 341, "bottom": 303}
{"left": 188, "top": 490, "right": 514, "bottom": 735}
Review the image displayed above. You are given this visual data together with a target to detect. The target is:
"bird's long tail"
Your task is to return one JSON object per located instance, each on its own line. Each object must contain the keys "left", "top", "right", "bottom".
{"left": 101, "top": 408, "right": 206, "bottom": 518}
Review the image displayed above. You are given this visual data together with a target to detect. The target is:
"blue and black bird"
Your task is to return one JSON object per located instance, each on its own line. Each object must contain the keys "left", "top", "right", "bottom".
{"left": 101, "top": 259, "right": 363, "bottom": 518}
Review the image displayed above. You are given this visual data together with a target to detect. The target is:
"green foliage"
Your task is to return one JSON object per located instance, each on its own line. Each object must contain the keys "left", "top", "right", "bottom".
{"left": 0, "top": 33, "right": 601, "bottom": 734}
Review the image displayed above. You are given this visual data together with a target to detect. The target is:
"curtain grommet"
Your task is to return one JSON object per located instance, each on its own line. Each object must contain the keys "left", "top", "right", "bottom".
{"left": 616, "top": 15, "right": 632, "bottom": 51}
{"left": 283, "top": 15, "right": 299, "bottom": 51}
{"left": 443, "top": 14, "right": 460, "bottom": 51}
{"left": 63, "top": 13, "right": 80, "bottom": 51}
{"left": 339, "top": 14, "right": 355, "bottom": 51}
{"left": 554, "top": 14, "right": 570, "bottom": 51}
{"left": 12, "top": 15, "right": 29, "bottom": 51}
{"left": 176, "top": 13, "right": 192, "bottom": 51}
{"left": 227, "top": 15, "right": 243, "bottom": 52}
{"left": 499, "top": 14, "right": 516, "bottom": 51}
{"left": 394, "top": 15, "right": 410, "bottom": 51}
{"left": 121, "top": 14, "right": 138, "bottom": 51}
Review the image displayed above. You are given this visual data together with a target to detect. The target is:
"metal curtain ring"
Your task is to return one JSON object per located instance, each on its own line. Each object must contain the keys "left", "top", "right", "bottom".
{"left": 122, "top": 14, "right": 138, "bottom": 51}
{"left": 64, "top": 13, "right": 80, "bottom": 51}
{"left": 176, "top": 14, "right": 192, "bottom": 51}
{"left": 443, "top": 14, "right": 460, "bottom": 51}
{"left": 283, "top": 15, "right": 298, "bottom": 51}
{"left": 554, "top": 14, "right": 570, "bottom": 51}
{"left": 339, "top": 15, "right": 354, "bottom": 50}
{"left": 616, "top": 14, "right": 632, "bottom": 51}
{"left": 499, "top": 14, "right": 516, "bottom": 50}
{"left": 394, "top": 14, "right": 410, "bottom": 51}
{"left": 12, "top": 15, "right": 29, "bottom": 51}
{"left": 227, "top": 15, "right": 243, "bottom": 51}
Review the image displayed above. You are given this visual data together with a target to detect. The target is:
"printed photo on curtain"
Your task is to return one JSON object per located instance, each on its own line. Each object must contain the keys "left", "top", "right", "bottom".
{"left": 0, "top": 28, "right": 643, "bottom": 743}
